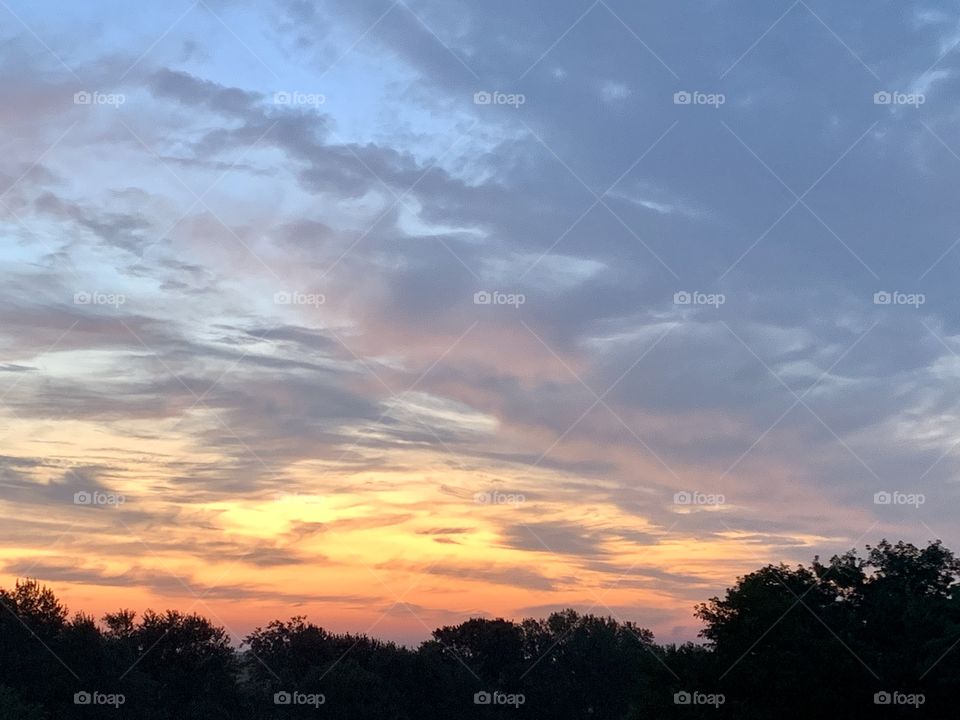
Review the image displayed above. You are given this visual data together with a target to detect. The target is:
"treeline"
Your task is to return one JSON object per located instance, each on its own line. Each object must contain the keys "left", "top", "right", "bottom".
{"left": 2, "top": 540, "right": 960, "bottom": 718}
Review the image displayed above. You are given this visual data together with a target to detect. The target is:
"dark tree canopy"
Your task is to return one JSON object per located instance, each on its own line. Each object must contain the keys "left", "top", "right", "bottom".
{"left": 1, "top": 540, "right": 959, "bottom": 718}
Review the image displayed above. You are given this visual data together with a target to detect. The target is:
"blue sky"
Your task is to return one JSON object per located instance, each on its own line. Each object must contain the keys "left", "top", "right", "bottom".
{"left": 3, "top": 0, "right": 960, "bottom": 642}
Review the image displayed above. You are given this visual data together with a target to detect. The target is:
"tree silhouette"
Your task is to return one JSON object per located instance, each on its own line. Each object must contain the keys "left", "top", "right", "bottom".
{"left": 1, "top": 539, "right": 959, "bottom": 718}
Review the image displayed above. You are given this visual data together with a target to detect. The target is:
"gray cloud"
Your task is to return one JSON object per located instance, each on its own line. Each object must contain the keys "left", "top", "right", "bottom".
{"left": 4, "top": 0, "right": 960, "bottom": 642}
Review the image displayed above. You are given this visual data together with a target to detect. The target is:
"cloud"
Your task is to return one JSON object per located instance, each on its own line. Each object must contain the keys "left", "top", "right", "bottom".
{"left": 3, "top": 0, "right": 960, "bottom": 643}
{"left": 500, "top": 521, "right": 658, "bottom": 559}
{"left": 422, "top": 563, "right": 559, "bottom": 592}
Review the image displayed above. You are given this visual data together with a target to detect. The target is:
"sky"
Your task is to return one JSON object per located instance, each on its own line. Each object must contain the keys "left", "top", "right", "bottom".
{"left": 2, "top": 0, "right": 960, "bottom": 646}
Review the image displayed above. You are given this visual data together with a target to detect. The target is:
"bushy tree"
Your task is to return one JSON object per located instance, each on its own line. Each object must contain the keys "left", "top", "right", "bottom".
{"left": 243, "top": 616, "right": 420, "bottom": 719}
{"left": 696, "top": 540, "right": 960, "bottom": 717}
{"left": 3, "top": 539, "right": 960, "bottom": 719}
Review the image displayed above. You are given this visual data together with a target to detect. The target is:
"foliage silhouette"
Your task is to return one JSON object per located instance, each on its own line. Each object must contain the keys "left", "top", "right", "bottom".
{"left": 1, "top": 540, "right": 958, "bottom": 718}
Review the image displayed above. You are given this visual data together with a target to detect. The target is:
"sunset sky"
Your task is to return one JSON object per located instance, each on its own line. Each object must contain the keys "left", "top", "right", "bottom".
{"left": 2, "top": 0, "right": 960, "bottom": 645}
